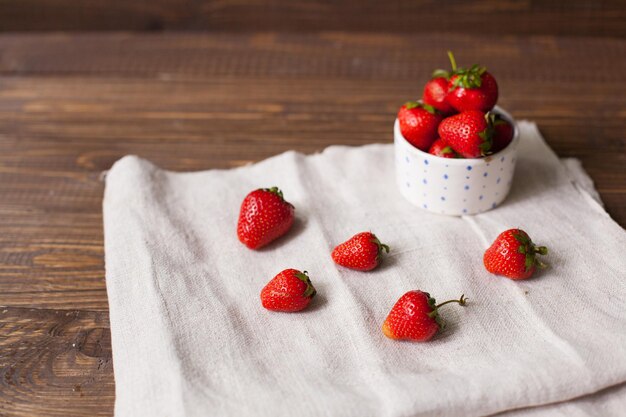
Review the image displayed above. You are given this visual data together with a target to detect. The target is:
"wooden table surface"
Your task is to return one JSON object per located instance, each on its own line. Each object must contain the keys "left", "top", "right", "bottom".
{"left": 0, "top": 32, "right": 625, "bottom": 416}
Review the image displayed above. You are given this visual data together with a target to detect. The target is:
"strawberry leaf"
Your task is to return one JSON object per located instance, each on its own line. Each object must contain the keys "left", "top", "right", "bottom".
{"left": 370, "top": 234, "right": 390, "bottom": 265}
{"left": 263, "top": 186, "right": 284, "bottom": 200}
{"left": 432, "top": 69, "right": 450, "bottom": 80}
{"left": 524, "top": 254, "right": 535, "bottom": 271}
{"left": 478, "top": 113, "right": 496, "bottom": 155}
{"left": 478, "top": 130, "right": 493, "bottom": 155}
{"left": 421, "top": 103, "right": 438, "bottom": 115}
{"left": 404, "top": 101, "right": 439, "bottom": 115}
{"left": 296, "top": 271, "right": 317, "bottom": 298}
{"left": 513, "top": 230, "right": 538, "bottom": 272}
{"left": 449, "top": 64, "right": 488, "bottom": 90}
{"left": 426, "top": 294, "right": 445, "bottom": 330}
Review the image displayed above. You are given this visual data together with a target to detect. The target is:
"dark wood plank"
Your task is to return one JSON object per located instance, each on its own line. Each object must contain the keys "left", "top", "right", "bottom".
{"left": 0, "top": 0, "right": 625, "bottom": 37}
{"left": 1, "top": 32, "right": 625, "bottom": 82}
{"left": 0, "top": 32, "right": 624, "bottom": 416}
{"left": 0, "top": 306, "right": 113, "bottom": 417}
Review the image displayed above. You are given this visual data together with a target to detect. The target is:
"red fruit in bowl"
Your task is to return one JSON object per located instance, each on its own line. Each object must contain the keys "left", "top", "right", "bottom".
{"left": 484, "top": 229, "right": 548, "bottom": 280}
{"left": 438, "top": 110, "right": 493, "bottom": 158}
{"left": 422, "top": 77, "right": 455, "bottom": 115}
{"left": 237, "top": 187, "right": 294, "bottom": 249}
{"left": 491, "top": 116, "right": 514, "bottom": 153}
{"left": 441, "top": 51, "right": 498, "bottom": 113}
{"left": 448, "top": 71, "right": 499, "bottom": 113}
{"left": 382, "top": 290, "right": 467, "bottom": 342}
{"left": 261, "top": 269, "right": 316, "bottom": 312}
{"left": 428, "top": 138, "right": 460, "bottom": 159}
{"left": 397, "top": 102, "right": 443, "bottom": 152}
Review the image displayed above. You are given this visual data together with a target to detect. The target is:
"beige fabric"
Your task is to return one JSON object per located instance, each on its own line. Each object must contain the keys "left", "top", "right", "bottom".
{"left": 104, "top": 122, "right": 626, "bottom": 417}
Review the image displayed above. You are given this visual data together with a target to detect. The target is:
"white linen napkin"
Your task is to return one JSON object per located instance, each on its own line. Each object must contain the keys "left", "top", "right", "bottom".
{"left": 103, "top": 122, "right": 626, "bottom": 417}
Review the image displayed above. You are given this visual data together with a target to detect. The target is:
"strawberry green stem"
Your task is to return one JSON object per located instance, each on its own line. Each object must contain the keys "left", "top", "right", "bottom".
{"left": 264, "top": 186, "right": 284, "bottom": 200}
{"left": 428, "top": 294, "right": 467, "bottom": 318}
{"left": 532, "top": 245, "right": 548, "bottom": 269}
{"left": 447, "top": 51, "right": 457, "bottom": 72}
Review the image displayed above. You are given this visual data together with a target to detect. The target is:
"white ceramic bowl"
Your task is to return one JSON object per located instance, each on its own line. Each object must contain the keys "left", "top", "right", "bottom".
{"left": 394, "top": 106, "right": 520, "bottom": 216}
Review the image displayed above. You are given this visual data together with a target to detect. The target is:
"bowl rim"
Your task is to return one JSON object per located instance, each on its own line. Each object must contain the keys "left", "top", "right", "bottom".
{"left": 394, "top": 106, "right": 520, "bottom": 166}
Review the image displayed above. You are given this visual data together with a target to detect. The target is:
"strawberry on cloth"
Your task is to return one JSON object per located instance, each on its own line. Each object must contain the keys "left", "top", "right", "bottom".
{"left": 237, "top": 187, "right": 294, "bottom": 249}
{"left": 331, "top": 231, "right": 389, "bottom": 271}
{"left": 261, "top": 269, "right": 316, "bottom": 312}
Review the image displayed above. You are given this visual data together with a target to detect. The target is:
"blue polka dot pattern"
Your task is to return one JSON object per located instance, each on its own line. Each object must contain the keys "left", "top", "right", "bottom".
{"left": 395, "top": 119, "right": 518, "bottom": 216}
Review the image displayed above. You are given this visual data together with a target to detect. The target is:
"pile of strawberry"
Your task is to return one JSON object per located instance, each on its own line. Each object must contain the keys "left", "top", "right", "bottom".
{"left": 398, "top": 52, "right": 514, "bottom": 158}
{"left": 237, "top": 187, "right": 548, "bottom": 342}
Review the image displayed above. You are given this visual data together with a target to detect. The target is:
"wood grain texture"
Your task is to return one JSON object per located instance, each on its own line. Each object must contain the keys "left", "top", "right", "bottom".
{"left": 0, "top": 0, "right": 625, "bottom": 37}
{"left": 0, "top": 307, "right": 113, "bottom": 416}
{"left": 0, "top": 32, "right": 624, "bottom": 416}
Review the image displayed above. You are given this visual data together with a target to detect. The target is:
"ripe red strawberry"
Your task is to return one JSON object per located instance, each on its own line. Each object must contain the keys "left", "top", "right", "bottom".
{"left": 428, "top": 138, "right": 460, "bottom": 159}
{"left": 397, "top": 102, "right": 443, "bottom": 151}
{"left": 422, "top": 77, "right": 455, "bottom": 115}
{"left": 382, "top": 291, "right": 467, "bottom": 341}
{"left": 237, "top": 187, "right": 294, "bottom": 249}
{"left": 438, "top": 110, "right": 493, "bottom": 158}
{"left": 439, "top": 51, "right": 498, "bottom": 112}
{"left": 261, "top": 269, "right": 316, "bottom": 312}
{"left": 332, "top": 232, "right": 389, "bottom": 271}
{"left": 426, "top": 52, "right": 498, "bottom": 113}
{"left": 447, "top": 70, "right": 498, "bottom": 113}
{"left": 491, "top": 116, "right": 514, "bottom": 153}
{"left": 484, "top": 229, "right": 548, "bottom": 280}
